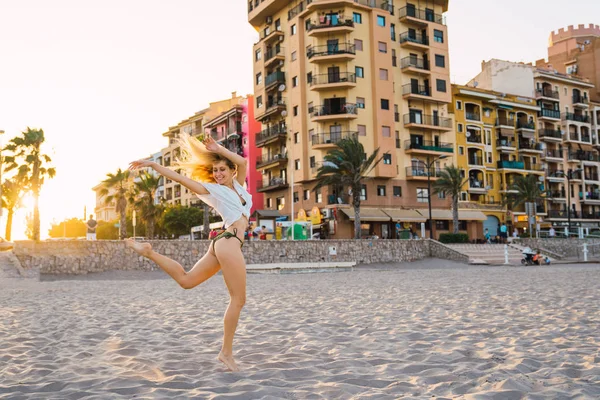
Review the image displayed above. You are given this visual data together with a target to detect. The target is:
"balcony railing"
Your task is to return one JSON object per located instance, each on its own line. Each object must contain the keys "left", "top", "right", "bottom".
{"left": 398, "top": 6, "right": 444, "bottom": 24}
{"left": 307, "top": 18, "right": 354, "bottom": 32}
{"left": 548, "top": 190, "right": 566, "bottom": 198}
{"left": 265, "top": 71, "right": 285, "bottom": 87}
{"left": 548, "top": 210, "right": 579, "bottom": 219}
{"left": 518, "top": 141, "right": 543, "bottom": 151}
{"left": 538, "top": 128, "right": 562, "bottom": 139}
{"left": 536, "top": 88, "right": 560, "bottom": 99}
{"left": 264, "top": 46, "right": 284, "bottom": 61}
{"left": 255, "top": 124, "right": 287, "bottom": 145}
{"left": 307, "top": 43, "right": 355, "bottom": 58}
{"left": 469, "top": 179, "right": 485, "bottom": 190}
{"left": 256, "top": 153, "right": 287, "bottom": 168}
{"left": 581, "top": 211, "right": 600, "bottom": 219}
{"left": 465, "top": 112, "right": 481, "bottom": 121}
{"left": 312, "top": 103, "right": 358, "bottom": 118}
{"left": 496, "top": 139, "right": 515, "bottom": 148}
{"left": 582, "top": 192, "right": 600, "bottom": 200}
{"left": 544, "top": 149, "right": 563, "bottom": 158}
{"left": 568, "top": 150, "right": 600, "bottom": 162}
{"left": 496, "top": 117, "right": 515, "bottom": 127}
{"left": 266, "top": 97, "right": 286, "bottom": 109}
{"left": 539, "top": 108, "right": 561, "bottom": 119}
{"left": 402, "top": 84, "right": 431, "bottom": 96}
{"left": 398, "top": 31, "right": 429, "bottom": 46}
{"left": 404, "top": 140, "right": 453, "bottom": 153}
{"left": 563, "top": 112, "right": 590, "bottom": 123}
{"left": 517, "top": 120, "right": 535, "bottom": 130}
{"left": 400, "top": 56, "right": 429, "bottom": 70}
{"left": 403, "top": 113, "right": 452, "bottom": 128}
{"left": 257, "top": 177, "right": 288, "bottom": 191}
{"left": 497, "top": 160, "right": 524, "bottom": 169}
{"left": 310, "top": 72, "right": 356, "bottom": 86}
{"left": 572, "top": 95, "right": 589, "bottom": 105}
{"left": 260, "top": 28, "right": 283, "bottom": 41}
{"left": 312, "top": 131, "right": 357, "bottom": 146}
{"left": 468, "top": 156, "right": 484, "bottom": 166}
{"left": 405, "top": 167, "right": 441, "bottom": 178}
{"left": 582, "top": 134, "right": 592, "bottom": 143}
{"left": 467, "top": 134, "right": 483, "bottom": 144}
{"left": 585, "top": 172, "right": 599, "bottom": 181}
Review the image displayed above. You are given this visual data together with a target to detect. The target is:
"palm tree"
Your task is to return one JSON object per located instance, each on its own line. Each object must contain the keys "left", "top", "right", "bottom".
{"left": 314, "top": 135, "right": 384, "bottom": 239}
{"left": 432, "top": 165, "right": 467, "bottom": 234}
{"left": 1, "top": 175, "right": 28, "bottom": 241}
{"left": 128, "top": 171, "right": 162, "bottom": 238}
{"left": 2, "top": 128, "right": 56, "bottom": 241}
{"left": 504, "top": 174, "right": 547, "bottom": 208}
{"left": 99, "top": 168, "right": 130, "bottom": 239}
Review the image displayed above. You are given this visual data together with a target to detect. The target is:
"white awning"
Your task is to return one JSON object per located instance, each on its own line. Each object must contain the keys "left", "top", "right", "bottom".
{"left": 383, "top": 209, "right": 426, "bottom": 222}
{"left": 458, "top": 210, "right": 487, "bottom": 221}
{"left": 340, "top": 208, "right": 390, "bottom": 222}
{"left": 416, "top": 209, "right": 453, "bottom": 220}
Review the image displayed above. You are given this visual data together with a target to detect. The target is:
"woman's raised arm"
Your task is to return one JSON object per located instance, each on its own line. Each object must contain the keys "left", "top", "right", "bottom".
{"left": 203, "top": 135, "right": 248, "bottom": 185}
{"left": 128, "top": 160, "right": 209, "bottom": 195}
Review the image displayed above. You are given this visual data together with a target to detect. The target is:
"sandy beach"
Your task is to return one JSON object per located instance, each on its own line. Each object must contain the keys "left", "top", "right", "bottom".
{"left": 1, "top": 259, "right": 599, "bottom": 399}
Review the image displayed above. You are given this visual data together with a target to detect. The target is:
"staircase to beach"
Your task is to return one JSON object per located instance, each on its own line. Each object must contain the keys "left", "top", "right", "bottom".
{"left": 445, "top": 243, "right": 525, "bottom": 265}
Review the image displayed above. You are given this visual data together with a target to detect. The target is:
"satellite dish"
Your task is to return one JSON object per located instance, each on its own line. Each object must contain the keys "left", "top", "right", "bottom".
{"left": 278, "top": 84, "right": 286, "bottom": 92}
{"left": 484, "top": 185, "right": 491, "bottom": 190}
{"left": 473, "top": 81, "right": 479, "bottom": 88}
{"left": 281, "top": 110, "right": 288, "bottom": 117}
{"left": 465, "top": 131, "right": 471, "bottom": 137}
{"left": 538, "top": 176, "right": 544, "bottom": 182}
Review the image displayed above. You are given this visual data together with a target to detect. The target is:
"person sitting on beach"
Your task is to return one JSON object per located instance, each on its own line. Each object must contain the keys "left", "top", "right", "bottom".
{"left": 532, "top": 250, "right": 541, "bottom": 265}
{"left": 126, "top": 133, "right": 251, "bottom": 372}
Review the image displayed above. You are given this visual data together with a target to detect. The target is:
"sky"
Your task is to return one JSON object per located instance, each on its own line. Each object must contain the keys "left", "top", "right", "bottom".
{"left": 0, "top": 0, "right": 598, "bottom": 239}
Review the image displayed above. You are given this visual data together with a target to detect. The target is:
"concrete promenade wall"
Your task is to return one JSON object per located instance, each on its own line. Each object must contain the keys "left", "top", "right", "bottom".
{"left": 516, "top": 238, "right": 600, "bottom": 258}
{"left": 13, "top": 239, "right": 449, "bottom": 275}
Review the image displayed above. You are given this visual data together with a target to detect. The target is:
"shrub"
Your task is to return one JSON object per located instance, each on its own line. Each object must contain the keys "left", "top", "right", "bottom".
{"left": 438, "top": 233, "right": 470, "bottom": 243}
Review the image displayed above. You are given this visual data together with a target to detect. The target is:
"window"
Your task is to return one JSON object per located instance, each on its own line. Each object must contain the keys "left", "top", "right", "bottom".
{"left": 307, "top": 72, "right": 312, "bottom": 84}
{"left": 355, "top": 66, "right": 364, "bottom": 78}
{"left": 392, "top": 49, "right": 397, "bottom": 67}
{"left": 486, "top": 152, "right": 492, "bottom": 164}
{"left": 417, "top": 188, "right": 429, "bottom": 203}
{"left": 255, "top": 49, "right": 262, "bottom": 61}
{"left": 293, "top": 105, "right": 298, "bottom": 116}
{"left": 458, "top": 146, "right": 464, "bottom": 155}
{"left": 377, "top": 15, "right": 385, "bottom": 27}
{"left": 316, "top": 188, "right": 322, "bottom": 203}
{"left": 358, "top": 124, "right": 367, "bottom": 136}
{"left": 438, "top": 191, "right": 446, "bottom": 199}
{"left": 291, "top": 24, "right": 297, "bottom": 35}
{"left": 294, "top": 159, "right": 300, "bottom": 170}
{"left": 257, "top": 96, "right": 263, "bottom": 108}
{"left": 457, "top": 123, "right": 463, "bottom": 132}
{"left": 354, "top": 39, "right": 363, "bottom": 51}
{"left": 381, "top": 99, "right": 389, "bottom": 110}
{"left": 353, "top": 12, "right": 362, "bottom": 24}
{"left": 275, "top": 18, "right": 281, "bottom": 31}
{"left": 393, "top": 186, "right": 402, "bottom": 197}
{"left": 303, "top": 189, "right": 310, "bottom": 200}
{"left": 377, "top": 185, "right": 386, "bottom": 196}
{"left": 395, "top": 130, "right": 400, "bottom": 148}
{"left": 294, "top": 132, "right": 299, "bottom": 144}
{"left": 256, "top": 72, "right": 262, "bottom": 85}
{"left": 382, "top": 126, "right": 391, "bottom": 137}
{"left": 456, "top": 100, "right": 462, "bottom": 110}
{"left": 357, "top": 97, "right": 365, "bottom": 109}
{"left": 308, "top": 128, "right": 314, "bottom": 139}
{"left": 390, "top": 23, "right": 396, "bottom": 41}
{"left": 291, "top": 51, "right": 297, "bottom": 61}
{"left": 436, "top": 79, "right": 447, "bottom": 92}
{"left": 435, "top": 54, "right": 445, "bottom": 68}
{"left": 266, "top": 198, "right": 272, "bottom": 208}
{"left": 378, "top": 41, "right": 387, "bottom": 53}
{"left": 436, "top": 220, "right": 449, "bottom": 230}
{"left": 276, "top": 197, "right": 285, "bottom": 209}
{"left": 360, "top": 184, "right": 367, "bottom": 201}
{"left": 383, "top": 154, "right": 392, "bottom": 164}
{"left": 379, "top": 68, "right": 388, "bottom": 80}
{"left": 307, "top": 102, "right": 313, "bottom": 113}
{"left": 433, "top": 29, "right": 444, "bottom": 43}
{"left": 293, "top": 191, "right": 299, "bottom": 202}
{"left": 309, "top": 156, "right": 315, "bottom": 167}
{"left": 292, "top": 76, "right": 298, "bottom": 87}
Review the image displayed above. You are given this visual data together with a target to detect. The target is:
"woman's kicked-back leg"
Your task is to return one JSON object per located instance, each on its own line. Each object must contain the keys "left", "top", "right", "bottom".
{"left": 125, "top": 239, "right": 220, "bottom": 289}
{"left": 213, "top": 238, "right": 247, "bottom": 372}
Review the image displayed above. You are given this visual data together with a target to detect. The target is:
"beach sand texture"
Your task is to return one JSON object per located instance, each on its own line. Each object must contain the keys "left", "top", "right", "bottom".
{"left": 1, "top": 260, "right": 599, "bottom": 399}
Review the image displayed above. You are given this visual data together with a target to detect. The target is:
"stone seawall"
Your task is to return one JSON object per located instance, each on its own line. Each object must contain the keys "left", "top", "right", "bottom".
{"left": 516, "top": 238, "right": 600, "bottom": 259}
{"left": 13, "top": 239, "right": 442, "bottom": 275}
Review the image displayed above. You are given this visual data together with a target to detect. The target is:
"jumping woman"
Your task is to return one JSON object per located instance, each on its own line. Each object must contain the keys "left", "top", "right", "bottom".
{"left": 126, "top": 133, "right": 251, "bottom": 372}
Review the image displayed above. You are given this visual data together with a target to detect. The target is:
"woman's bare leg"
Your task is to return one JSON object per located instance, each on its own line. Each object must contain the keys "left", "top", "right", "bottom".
{"left": 213, "top": 239, "right": 247, "bottom": 371}
{"left": 125, "top": 239, "right": 220, "bottom": 289}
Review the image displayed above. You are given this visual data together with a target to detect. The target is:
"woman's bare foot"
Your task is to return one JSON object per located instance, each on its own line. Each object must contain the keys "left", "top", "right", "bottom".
{"left": 125, "top": 239, "right": 153, "bottom": 258}
{"left": 218, "top": 352, "right": 240, "bottom": 372}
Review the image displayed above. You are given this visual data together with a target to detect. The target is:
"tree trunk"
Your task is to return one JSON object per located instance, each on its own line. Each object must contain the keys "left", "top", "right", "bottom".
{"left": 5, "top": 209, "right": 13, "bottom": 241}
{"left": 203, "top": 203, "right": 210, "bottom": 239}
{"left": 353, "top": 192, "right": 361, "bottom": 239}
{"left": 147, "top": 218, "right": 154, "bottom": 239}
{"left": 120, "top": 210, "right": 127, "bottom": 239}
{"left": 33, "top": 190, "right": 40, "bottom": 242}
{"left": 452, "top": 196, "right": 459, "bottom": 234}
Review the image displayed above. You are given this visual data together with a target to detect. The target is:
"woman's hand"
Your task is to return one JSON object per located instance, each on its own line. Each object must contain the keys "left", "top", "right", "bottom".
{"left": 128, "top": 159, "right": 157, "bottom": 171}
{"left": 202, "top": 134, "right": 221, "bottom": 153}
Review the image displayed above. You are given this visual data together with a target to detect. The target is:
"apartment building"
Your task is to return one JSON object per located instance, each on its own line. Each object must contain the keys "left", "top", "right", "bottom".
{"left": 450, "top": 85, "right": 543, "bottom": 238}
{"left": 248, "top": 0, "right": 457, "bottom": 239}
{"left": 469, "top": 59, "right": 600, "bottom": 232}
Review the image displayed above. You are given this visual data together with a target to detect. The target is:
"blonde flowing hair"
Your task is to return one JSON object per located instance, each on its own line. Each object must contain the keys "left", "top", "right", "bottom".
{"left": 175, "top": 132, "right": 236, "bottom": 183}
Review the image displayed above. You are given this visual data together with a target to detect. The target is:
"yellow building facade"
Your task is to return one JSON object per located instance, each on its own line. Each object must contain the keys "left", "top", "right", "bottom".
{"left": 450, "top": 85, "right": 544, "bottom": 238}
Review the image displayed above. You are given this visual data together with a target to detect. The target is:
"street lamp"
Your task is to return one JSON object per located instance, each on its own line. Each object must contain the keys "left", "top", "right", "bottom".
{"left": 556, "top": 168, "right": 582, "bottom": 237}
{"left": 422, "top": 154, "right": 448, "bottom": 240}
{"left": 278, "top": 83, "right": 295, "bottom": 240}
{"left": 0, "top": 129, "right": 4, "bottom": 219}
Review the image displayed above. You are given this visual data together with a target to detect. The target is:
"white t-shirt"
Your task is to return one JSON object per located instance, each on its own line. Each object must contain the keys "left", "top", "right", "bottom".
{"left": 197, "top": 180, "right": 253, "bottom": 228}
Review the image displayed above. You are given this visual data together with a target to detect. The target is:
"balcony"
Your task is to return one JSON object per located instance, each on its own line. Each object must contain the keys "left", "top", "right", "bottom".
{"left": 256, "top": 153, "right": 288, "bottom": 170}
{"left": 399, "top": 31, "right": 429, "bottom": 49}
{"left": 255, "top": 124, "right": 287, "bottom": 147}
{"left": 548, "top": 210, "right": 577, "bottom": 219}
{"left": 468, "top": 180, "right": 487, "bottom": 194}
{"left": 256, "top": 97, "right": 286, "bottom": 121}
{"left": 468, "top": 156, "right": 484, "bottom": 166}
{"left": 400, "top": 57, "right": 430, "bottom": 74}
{"left": 538, "top": 108, "right": 561, "bottom": 120}
{"left": 543, "top": 149, "right": 564, "bottom": 160}
{"left": 264, "top": 46, "right": 285, "bottom": 68}
{"left": 518, "top": 141, "right": 543, "bottom": 153}
{"left": 398, "top": 6, "right": 444, "bottom": 25}
{"left": 309, "top": 72, "right": 356, "bottom": 91}
{"left": 546, "top": 170, "right": 567, "bottom": 181}
{"left": 496, "top": 139, "right": 516, "bottom": 152}
{"left": 402, "top": 83, "right": 431, "bottom": 101}
{"left": 311, "top": 103, "right": 358, "bottom": 121}
{"left": 260, "top": 28, "right": 284, "bottom": 45}
{"left": 404, "top": 140, "right": 453, "bottom": 154}
{"left": 516, "top": 120, "right": 536, "bottom": 132}
{"left": 265, "top": 71, "right": 286, "bottom": 91}
{"left": 495, "top": 117, "right": 515, "bottom": 128}
{"left": 497, "top": 160, "right": 524, "bottom": 170}
{"left": 307, "top": 18, "right": 354, "bottom": 36}
{"left": 257, "top": 177, "right": 289, "bottom": 193}
{"left": 563, "top": 112, "right": 590, "bottom": 124}
{"left": 465, "top": 112, "right": 481, "bottom": 122}
{"left": 312, "top": 131, "right": 357, "bottom": 149}
{"left": 568, "top": 150, "right": 600, "bottom": 162}
{"left": 581, "top": 210, "right": 600, "bottom": 218}
{"left": 307, "top": 43, "right": 355, "bottom": 62}
{"left": 538, "top": 128, "right": 563, "bottom": 142}
{"left": 466, "top": 134, "right": 483, "bottom": 144}
{"left": 403, "top": 113, "right": 452, "bottom": 130}
{"left": 405, "top": 167, "right": 441, "bottom": 180}
{"left": 548, "top": 190, "right": 567, "bottom": 200}
{"left": 535, "top": 88, "right": 560, "bottom": 100}
{"left": 585, "top": 172, "right": 599, "bottom": 181}
{"left": 572, "top": 95, "right": 589, "bottom": 108}
{"left": 582, "top": 192, "right": 600, "bottom": 203}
